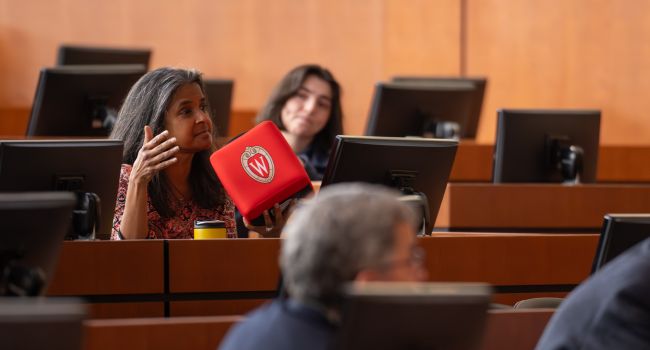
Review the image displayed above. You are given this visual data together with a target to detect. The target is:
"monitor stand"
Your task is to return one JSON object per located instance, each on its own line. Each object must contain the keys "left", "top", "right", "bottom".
{"left": 390, "top": 170, "right": 431, "bottom": 235}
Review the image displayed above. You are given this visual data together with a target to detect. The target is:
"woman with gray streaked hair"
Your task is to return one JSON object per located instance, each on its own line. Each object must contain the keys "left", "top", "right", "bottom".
{"left": 109, "top": 67, "right": 235, "bottom": 240}
{"left": 219, "top": 183, "right": 427, "bottom": 350}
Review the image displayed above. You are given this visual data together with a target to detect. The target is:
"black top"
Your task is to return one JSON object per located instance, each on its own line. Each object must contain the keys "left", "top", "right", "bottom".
{"left": 219, "top": 299, "right": 338, "bottom": 350}
{"left": 298, "top": 144, "right": 330, "bottom": 181}
{"left": 535, "top": 237, "right": 650, "bottom": 350}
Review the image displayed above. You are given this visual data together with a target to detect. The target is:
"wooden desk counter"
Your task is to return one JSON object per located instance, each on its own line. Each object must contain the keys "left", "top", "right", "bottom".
{"left": 435, "top": 183, "right": 650, "bottom": 231}
{"left": 167, "top": 239, "right": 281, "bottom": 317}
{"left": 49, "top": 234, "right": 595, "bottom": 317}
{"left": 169, "top": 234, "right": 596, "bottom": 312}
{"left": 83, "top": 315, "right": 243, "bottom": 350}
{"left": 424, "top": 233, "right": 598, "bottom": 304}
{"left": 449, "top": 142, "right": 650, "bottom": 182}
{"left": 598, "top": 145, "right": 650, "bottom": 182}
{"left": 449, "top": 141, "right": 493, "bottom": 181}
{"left": 82, "top": 310, "right": 553, "bottom": 350}
{"left": 480, "top": 309, "right": 554, "bottom": 350}
{"left": 47, "top": 240, "right": 165, "bottom": 318}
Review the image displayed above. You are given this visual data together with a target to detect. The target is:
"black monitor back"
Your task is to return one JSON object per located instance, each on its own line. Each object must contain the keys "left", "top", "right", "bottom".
{"left": 365, "top": 78, "right": 485, "bottom": 139}
{"left": 0, "top": 140, "right": 124, "bottom": 240}
{"left": 336, "top": 282, "right": 491, "bottom": 350}
{"left": 0, "top": 192, "right": 76, "bottom": 296}
{"left": 592, "top": 214, "right": 650, "bottom": 273}
{"left": 0, "top": 297, "right": 85, "bottom": 349}
{"left": 204, "top": 79, "right": 234, "bottom": 137}
{"left": 57, "top": 45, "right": 151, "bottom": 70}
{"left": 27, "top": 65, "right": 146, "bottom": 137}
{"left": 321, "top": 136, "right": 458, "bottom": 234}
{"left": 492, "top": 109, "right": 600, "bottom": 183}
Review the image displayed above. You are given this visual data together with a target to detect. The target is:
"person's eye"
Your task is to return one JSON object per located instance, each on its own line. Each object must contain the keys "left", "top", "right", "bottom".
{"left": 295, "top": 92, "right": 308, "bottom": 100}
{"left": 179, "top": 108, "right": 192, "bottom": 116}
{"left": 199, "top": 103, "right": 208, "bottom": 112}
{"left": 318, "top": 100, "right": 331, "bottom": 109}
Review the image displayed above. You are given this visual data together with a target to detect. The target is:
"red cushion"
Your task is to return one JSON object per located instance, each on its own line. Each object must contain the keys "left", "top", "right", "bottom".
{"left": 210, "top": 121, "right": 312, "bottom": 220}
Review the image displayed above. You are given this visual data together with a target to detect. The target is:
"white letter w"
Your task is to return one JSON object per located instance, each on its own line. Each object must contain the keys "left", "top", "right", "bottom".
{"left": 249, "top": 158, "right": 269, "bottom": 176}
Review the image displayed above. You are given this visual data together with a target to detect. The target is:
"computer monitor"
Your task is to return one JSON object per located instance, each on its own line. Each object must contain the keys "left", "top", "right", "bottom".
{"left": 0, "top": 140, "right": 124, "bottom": 240}
{"left": 56, "top": 44, "right": 151, "bottom": 70}
{"left": 591, "top": 214, "right": 650, "bottom": 273}
{"left": 204, "top": 79, "right": 234, "bottom": 137}
{"left": 0, "top": 297, "right": 85, "bottom": 349}
{"left": 27, "top": 65, "right": 146, "bottom": 137}
{"left": 365, "top": 78, "right": 486, "bottom": 139}
{"left": 321, "top": 136, "right": 458, "bottom": 234}
{"left": 0, "top": 192, "right": 76, "bottom": 296}
{"left": 492, "top": 109, "right": 601, "bottom": 184}
{"left": 336, "top": 282, "right": 491, "bottom": 350}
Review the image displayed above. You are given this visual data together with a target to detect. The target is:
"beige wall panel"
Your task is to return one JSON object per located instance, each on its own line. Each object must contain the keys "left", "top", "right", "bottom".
{"left": 467, "top": 0, "right": 650, "bottom": 144}
{"left": 0, "top": 0, "right": 460, "bottom": 135}
{"left": 382, "top": 0, "right": 460, "bottom": 76}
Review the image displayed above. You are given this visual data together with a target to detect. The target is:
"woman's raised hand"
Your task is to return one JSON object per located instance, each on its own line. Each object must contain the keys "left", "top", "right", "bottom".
{"left": 129, "top": 125, "right": 180, "bottom": 186}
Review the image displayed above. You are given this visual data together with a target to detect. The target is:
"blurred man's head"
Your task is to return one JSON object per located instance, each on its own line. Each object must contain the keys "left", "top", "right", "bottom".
{"left": 280, "top": 183, "right": 427, "bottom": 308}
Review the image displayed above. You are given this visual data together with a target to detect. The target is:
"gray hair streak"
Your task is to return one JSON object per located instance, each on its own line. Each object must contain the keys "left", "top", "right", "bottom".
{"left": 280, "top": 182, "right": 417, "bottom": 307}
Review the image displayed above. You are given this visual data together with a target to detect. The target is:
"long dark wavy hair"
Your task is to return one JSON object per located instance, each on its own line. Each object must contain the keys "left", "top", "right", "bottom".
{"left": 110, "top": 67, "right": 225, "bottom": 218}
{"left": 256, "top": 64, "right": 344, "bottom": 154}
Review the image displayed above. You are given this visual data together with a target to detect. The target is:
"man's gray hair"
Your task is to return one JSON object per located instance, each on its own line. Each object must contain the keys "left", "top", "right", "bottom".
{"left": 280, "top": 183, "right": 417, "bottom": 307}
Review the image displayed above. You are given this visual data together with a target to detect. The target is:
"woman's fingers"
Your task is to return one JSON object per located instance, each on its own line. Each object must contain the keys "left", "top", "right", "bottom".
{"left": 142, "top": 130, "right": 172, "bottom": 151}
{"left": 143, "top": 125, "right": 154, "bottom": 144}
{"left": 141, "top": 133, "right": 178, "bottom": 164}
{"left": 151, "top": 156, "right": 178, "bottom": 172}
{"left": 271, "top": 203, "right": 283, "bottom": 225}
{"left": 263, "top": 210, "right": 273, "bottom": 230}
{"left": 142, "top": 136, "right": 177, "bottom": 161}
{"left": 131, "top": 128, "right": 178, "bottom": 183}
{"left": 148, "top": 145, "right": 180, "bottom": 165}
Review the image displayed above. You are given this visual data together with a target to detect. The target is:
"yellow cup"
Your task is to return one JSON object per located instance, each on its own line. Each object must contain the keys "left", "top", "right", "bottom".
{"left": 194, "top": 220, "right": 227, "bottom": 239}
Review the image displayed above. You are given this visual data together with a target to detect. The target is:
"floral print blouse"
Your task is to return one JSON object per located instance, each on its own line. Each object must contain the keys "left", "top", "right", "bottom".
{"left": 111, "top": 164, "right": 236, "bottom": 239}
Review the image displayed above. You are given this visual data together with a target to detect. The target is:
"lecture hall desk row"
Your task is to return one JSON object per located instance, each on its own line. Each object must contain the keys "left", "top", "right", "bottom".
{"left": 82, "top": 309, "right": 554, "bottom": 350}
{"left": 451, "top": 141, "right": 650, "bottom": 182}
{"left": 434, "top": 182, "right": 650, "bottom": 231}
{"left": 309, "top": 180, "right": 650, "bottom": 232}
{"left": 2, "top": 106, "right": 650, "bottom": 182}
{"left": 47, "top": 233, "right": 598, "bottom": 319}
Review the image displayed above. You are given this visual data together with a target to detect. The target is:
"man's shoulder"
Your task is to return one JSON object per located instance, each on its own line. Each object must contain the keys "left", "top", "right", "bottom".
{"left": 535, "top": 238, "right": 650, "bottom": 350}
{"left": 219, "top": 299, "right": 335, "bottom": 350}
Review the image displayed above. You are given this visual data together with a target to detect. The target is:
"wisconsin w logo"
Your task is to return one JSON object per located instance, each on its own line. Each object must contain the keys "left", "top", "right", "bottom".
{"left": 241, "top": 146, "right": 275, "bottom": 183}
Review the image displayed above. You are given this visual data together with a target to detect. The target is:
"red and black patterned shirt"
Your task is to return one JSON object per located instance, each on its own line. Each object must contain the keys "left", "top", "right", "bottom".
{"left": 111, "top": 164, "right": 236, "bottom": 240}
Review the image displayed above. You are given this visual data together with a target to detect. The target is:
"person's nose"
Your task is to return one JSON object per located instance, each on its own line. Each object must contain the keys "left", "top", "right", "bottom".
{"left": 302, "top": 96, "right": 317, "bottom": 115}
{"left": 195, "top": 110, "right": 210, "bottom": 124}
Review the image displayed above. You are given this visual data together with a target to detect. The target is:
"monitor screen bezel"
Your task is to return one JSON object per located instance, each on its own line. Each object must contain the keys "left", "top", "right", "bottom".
{"left": 204, "top": 79, "right": 234, "bottom": 138}
{"left": 321, "top": 135, "right": 458, "bottom": 234}
{"left": 592, "top": 213, "right": 650, "bottom": 273}
{"left": 56, "top": 45, "right": 151, "bottom": 70}
{"left": 492, "top": 108, "right": 601, "bottom": 183}
{"left": 365, "top": 78, "right": 486, "bottom": 139}
{"left": 0, "top": 139, "right": 124, "bottom": 240}
{"left": 336, "top": 282, "right": 491, "bottom": 350}
{"left": 27, "top": 65, "right": 146, "bottom": 137}
{"left": 0, "top": 192, "right": 76, "bottom": 295}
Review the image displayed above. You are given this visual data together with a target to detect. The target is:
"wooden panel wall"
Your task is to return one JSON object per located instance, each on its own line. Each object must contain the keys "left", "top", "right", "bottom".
{"left": 2, "top": 1, "right": 650, "bottom": 144}
{"left": 466, "top": 0, "right": 650, "bottom": 144}
{"left": 0, "top": 0, "right": 460, "bottom": 135}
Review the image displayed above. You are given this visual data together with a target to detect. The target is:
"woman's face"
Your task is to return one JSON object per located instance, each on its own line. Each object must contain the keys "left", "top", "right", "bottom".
{"left": 280, "top": 75, "right": 333, "bottom": 140}
{"left": 164, "top": 82, "right": 213, "bottom": 153}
